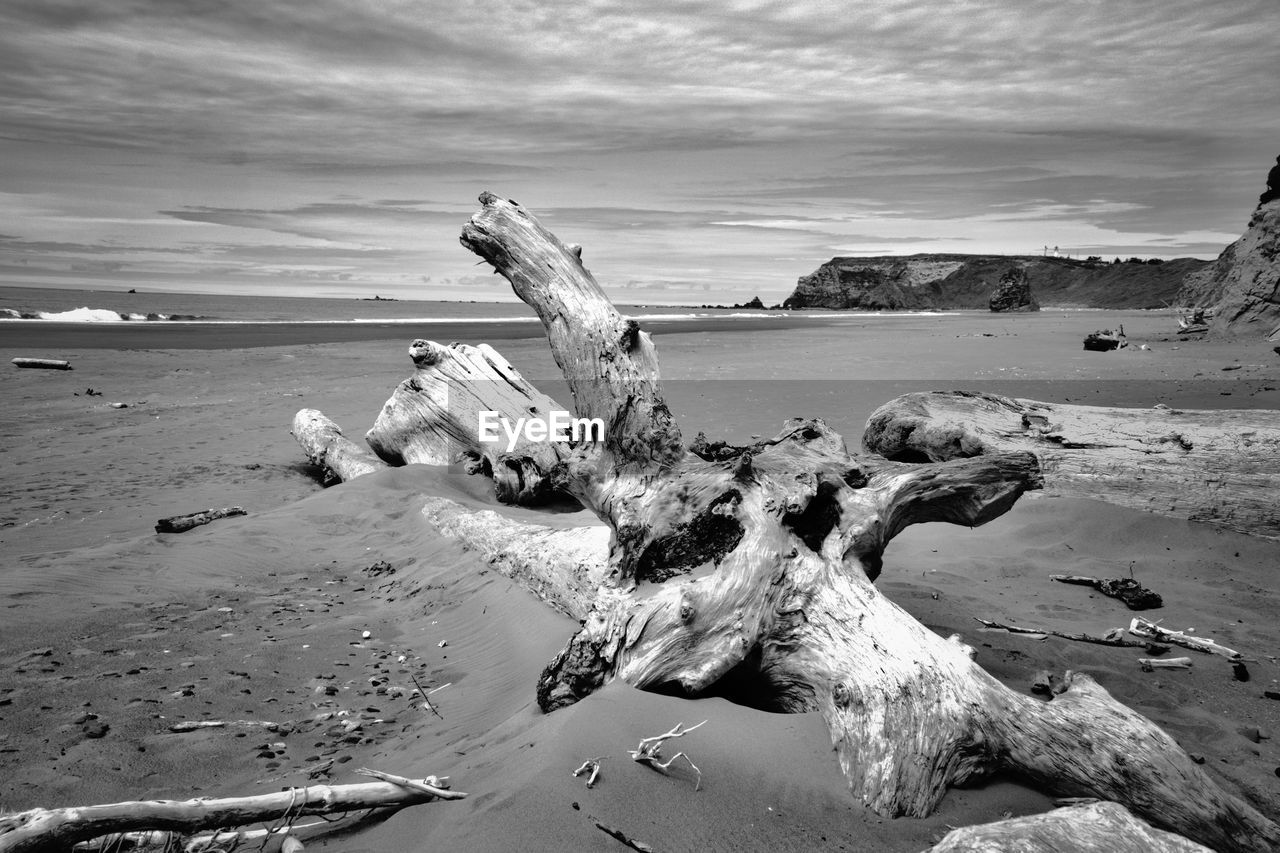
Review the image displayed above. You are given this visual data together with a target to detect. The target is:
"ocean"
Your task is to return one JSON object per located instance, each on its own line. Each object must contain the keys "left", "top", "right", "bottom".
{"left": 0, "top": 284, "right": 891, "bottom": 349}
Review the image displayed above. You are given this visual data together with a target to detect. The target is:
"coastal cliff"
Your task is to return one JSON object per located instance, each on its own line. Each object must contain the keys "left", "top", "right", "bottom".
{"left": 1178, "top": 200, "right": 1280, "bottom": 338}
{"left": 784, "top": 254, "right": 1209, "bottom": 311}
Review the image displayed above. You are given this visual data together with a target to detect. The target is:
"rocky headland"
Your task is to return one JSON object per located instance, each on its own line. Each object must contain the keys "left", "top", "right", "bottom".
{"left": 1178, "top": 199, "right": 1280, "bottom": 339}
{"left": 784, "top": 254, "right": 1209, "bottom": 312}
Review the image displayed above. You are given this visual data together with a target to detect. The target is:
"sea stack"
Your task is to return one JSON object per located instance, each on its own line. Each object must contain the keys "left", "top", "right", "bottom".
{"left": 988, "top": 266, "right": 1039, "bottom": 312}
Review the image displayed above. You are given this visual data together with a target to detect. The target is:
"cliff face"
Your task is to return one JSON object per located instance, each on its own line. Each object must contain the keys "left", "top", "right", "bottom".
{"left": 1178, "top": 200, "right": 1280, "bottom": 337}
{"left": 785, "top": 254, "right": 1209, "bottom": 311}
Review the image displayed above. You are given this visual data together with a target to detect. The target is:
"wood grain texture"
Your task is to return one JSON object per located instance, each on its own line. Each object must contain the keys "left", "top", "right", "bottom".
{"left": 446, "top": 194, "right": 1279, "bottom": 851}
{"left": 924, "top": 801, "right": 1215, "bottom": 852}
{"left": 365, "top": 339, "right": 575, "bottom": 505}
{"left": 0, "top": 778, "right": 460, "bottom": 853}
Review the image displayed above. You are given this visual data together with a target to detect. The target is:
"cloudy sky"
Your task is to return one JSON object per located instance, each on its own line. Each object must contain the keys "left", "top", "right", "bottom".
{"left": 1, "top": 1, "right": 1277, "bottom": 304}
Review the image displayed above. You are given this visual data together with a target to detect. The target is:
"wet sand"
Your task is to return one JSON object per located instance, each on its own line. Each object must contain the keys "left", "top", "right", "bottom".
{"left": 2, "top": 309, "right": 1279, "bottom": 851}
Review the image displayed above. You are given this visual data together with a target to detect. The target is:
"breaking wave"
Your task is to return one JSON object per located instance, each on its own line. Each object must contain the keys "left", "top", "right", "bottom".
{"left": 0, "top": 307, "right": 200, "bottom": 322}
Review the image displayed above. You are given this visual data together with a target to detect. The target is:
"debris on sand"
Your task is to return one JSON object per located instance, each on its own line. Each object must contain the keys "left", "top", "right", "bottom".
{"left": 1083, "top": 326, "right": 1127, "bottom": 351}
{"left": 12, "top": 357, "right": 72, "bottom": 370}
{"left": 1051, "top": 574, "right": 1163, "bottom": 610}
{"left": 155, "top": 507, "right": 248, "bottom": 533}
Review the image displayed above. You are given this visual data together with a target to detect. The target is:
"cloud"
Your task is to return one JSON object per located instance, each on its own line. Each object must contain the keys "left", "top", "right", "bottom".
{"left": 0, "top": 1, "right": 1276, "bottom": 301}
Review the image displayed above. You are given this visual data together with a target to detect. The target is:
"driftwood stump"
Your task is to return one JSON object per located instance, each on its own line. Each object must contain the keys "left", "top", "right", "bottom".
{"left": 863, "top": 390, "right": 1280, "bottom": 540}
{"left": 288, "top": 195, "right": 1280, "bottom": 850}
{"left": 448, "top": 193, "right": 1278, "bottom": 851}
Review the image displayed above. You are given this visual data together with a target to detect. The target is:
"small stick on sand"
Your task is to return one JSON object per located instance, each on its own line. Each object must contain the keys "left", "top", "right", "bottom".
{"left": 628, "top": 720, "right": 707, "bottom": 790}
{"left": 353, "top": 768, "right": 465, "bottom": 800}
{"left": 408, "top": 672, "right": 443, "bottom": 719}
{"left": 572, "top": 758, "right": 604, "bottom": 788}
{"left": 1129, "top": 618, "right": 1243, "bottom": 660}
{"left": 1140, "top": 657, "right": 1193, "bottom": 671}
{"left": 594, "top": 821, "right": 655, "bottom": 852}
{"left": 168, "top": 719, "right": 279, "bottom": 733}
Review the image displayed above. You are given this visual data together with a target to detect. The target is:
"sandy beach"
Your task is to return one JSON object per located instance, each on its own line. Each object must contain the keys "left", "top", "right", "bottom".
{"left": 3, "top": 305, "right": 1280, "bottom": 851}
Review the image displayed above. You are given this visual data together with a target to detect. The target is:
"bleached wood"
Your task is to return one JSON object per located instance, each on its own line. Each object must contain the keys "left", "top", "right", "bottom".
{"left": 0, "top": 777, "right": 463, "bottom": 853}
{"left": 924, "top": 801, "right": 1215, "bottom": 852}
{"left": 365, "top": 339, "right": 574, "bottom": 505}
{"left": 11, "top": 358, "right": 72, "bottom": 370}
{"left": 442, "top": 194, "right": 1280, "bottom": 852}
{"left": 292, "top": 409, "right": 387, "bottom": 484}
{"left": 863, "top": 390, "right": 1280, "bottom": 540}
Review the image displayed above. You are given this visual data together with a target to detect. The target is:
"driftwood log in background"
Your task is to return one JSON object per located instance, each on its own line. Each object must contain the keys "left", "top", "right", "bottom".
{"left": 292, "top": 408, "right": 389, "bottom": 484}
{"left": 445, "top": 193, "right": 1278, "bottom": 851}
{"left": 863, "top": 390, "right": 1280, "bottom": 540}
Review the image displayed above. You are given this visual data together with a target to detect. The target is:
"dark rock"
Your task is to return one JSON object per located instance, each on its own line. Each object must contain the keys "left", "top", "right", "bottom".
{"left": 1232, "top": 661, "right": 1250, "bottom": 682}
{"left": 989, "top": 267, "right": 1039, "bottom": 312}
{"left": 1083, "top": 329, "right": 1127, "bottom": 352}
{"left": 81, "top": 721, "right": 109, "bottom": 738}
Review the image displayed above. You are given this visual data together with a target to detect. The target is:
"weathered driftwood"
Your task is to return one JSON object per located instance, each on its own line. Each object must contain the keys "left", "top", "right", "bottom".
{"left": 863, "top": 390, "right": 1280, "bottom": 540}
{"left": 365, "top": 339, "right": 575, "bottom": 505}
{"left": 11, "top": 357, "right": 71, "bottom": 370}
{"left": 1051, "top": 574, "right": 1163, "bottom": 610}
{"left": 154, "top": 507, "right": 247, "bottom": 534}
{"left": 924, "top": 801, "right": 1214, "bottom": 852}
{"left": 442, "top": 193, "right": 1278, "bottom": 851}
{"left": 975, "top": 617, "right": 1153, "bottom": 649}
{"left": 292, "top": 409, "right": 388, "bottom": 484}
{"left": 0, "top": 775, "right": 464, "bottom": 853}
{"left": 1130, "top": 617, "right": 1244, "bottom": 660}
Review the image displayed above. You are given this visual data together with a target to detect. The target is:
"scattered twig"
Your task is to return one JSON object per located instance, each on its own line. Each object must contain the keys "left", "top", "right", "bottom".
{"left": 1139, "top": 657, "right": 1193, "bottom": 671}
{"left": 408, "top": 672, "right": 443, "bottom": 719}
{"left": 975, "top": 618, "right": 1151, "bottom": 649}
{"left": 628, "top": 720, "right": 707, "bottom": 790}
{"left": 167, "top": 720, "right": 279, "bottom": 733}
{"left": 352, "top": 768, "right": 465, "bottom": 800}
{"left": 594, "top": 820, "right": 655, "bottom": 852}
{"left": 12, "top": 358, "right": 72, "bottom": 371}
{"left": 1051, "top": 574, "right": 1162, "bottom": 610}
{"left": 572, "top": 758, "right": 604, "bottom": 788}
{"left": 1129, "top": 617, "right": 1243, "bottom": 660}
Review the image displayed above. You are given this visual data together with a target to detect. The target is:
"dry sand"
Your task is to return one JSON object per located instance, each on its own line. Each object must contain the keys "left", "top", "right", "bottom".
{"left": 2, "top": 309, "right": 1279, "bottom": 852}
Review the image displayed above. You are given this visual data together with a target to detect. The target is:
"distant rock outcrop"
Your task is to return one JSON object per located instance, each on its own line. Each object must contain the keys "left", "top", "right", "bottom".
{"left": 1177, "top": 200, "right": 1280, "bottom": 338}
{"left": 784, "top": 254, "right": 1206, "bottom": 311}
{"left": 988, "top": 267, "right": 1039, "bottom": 313}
